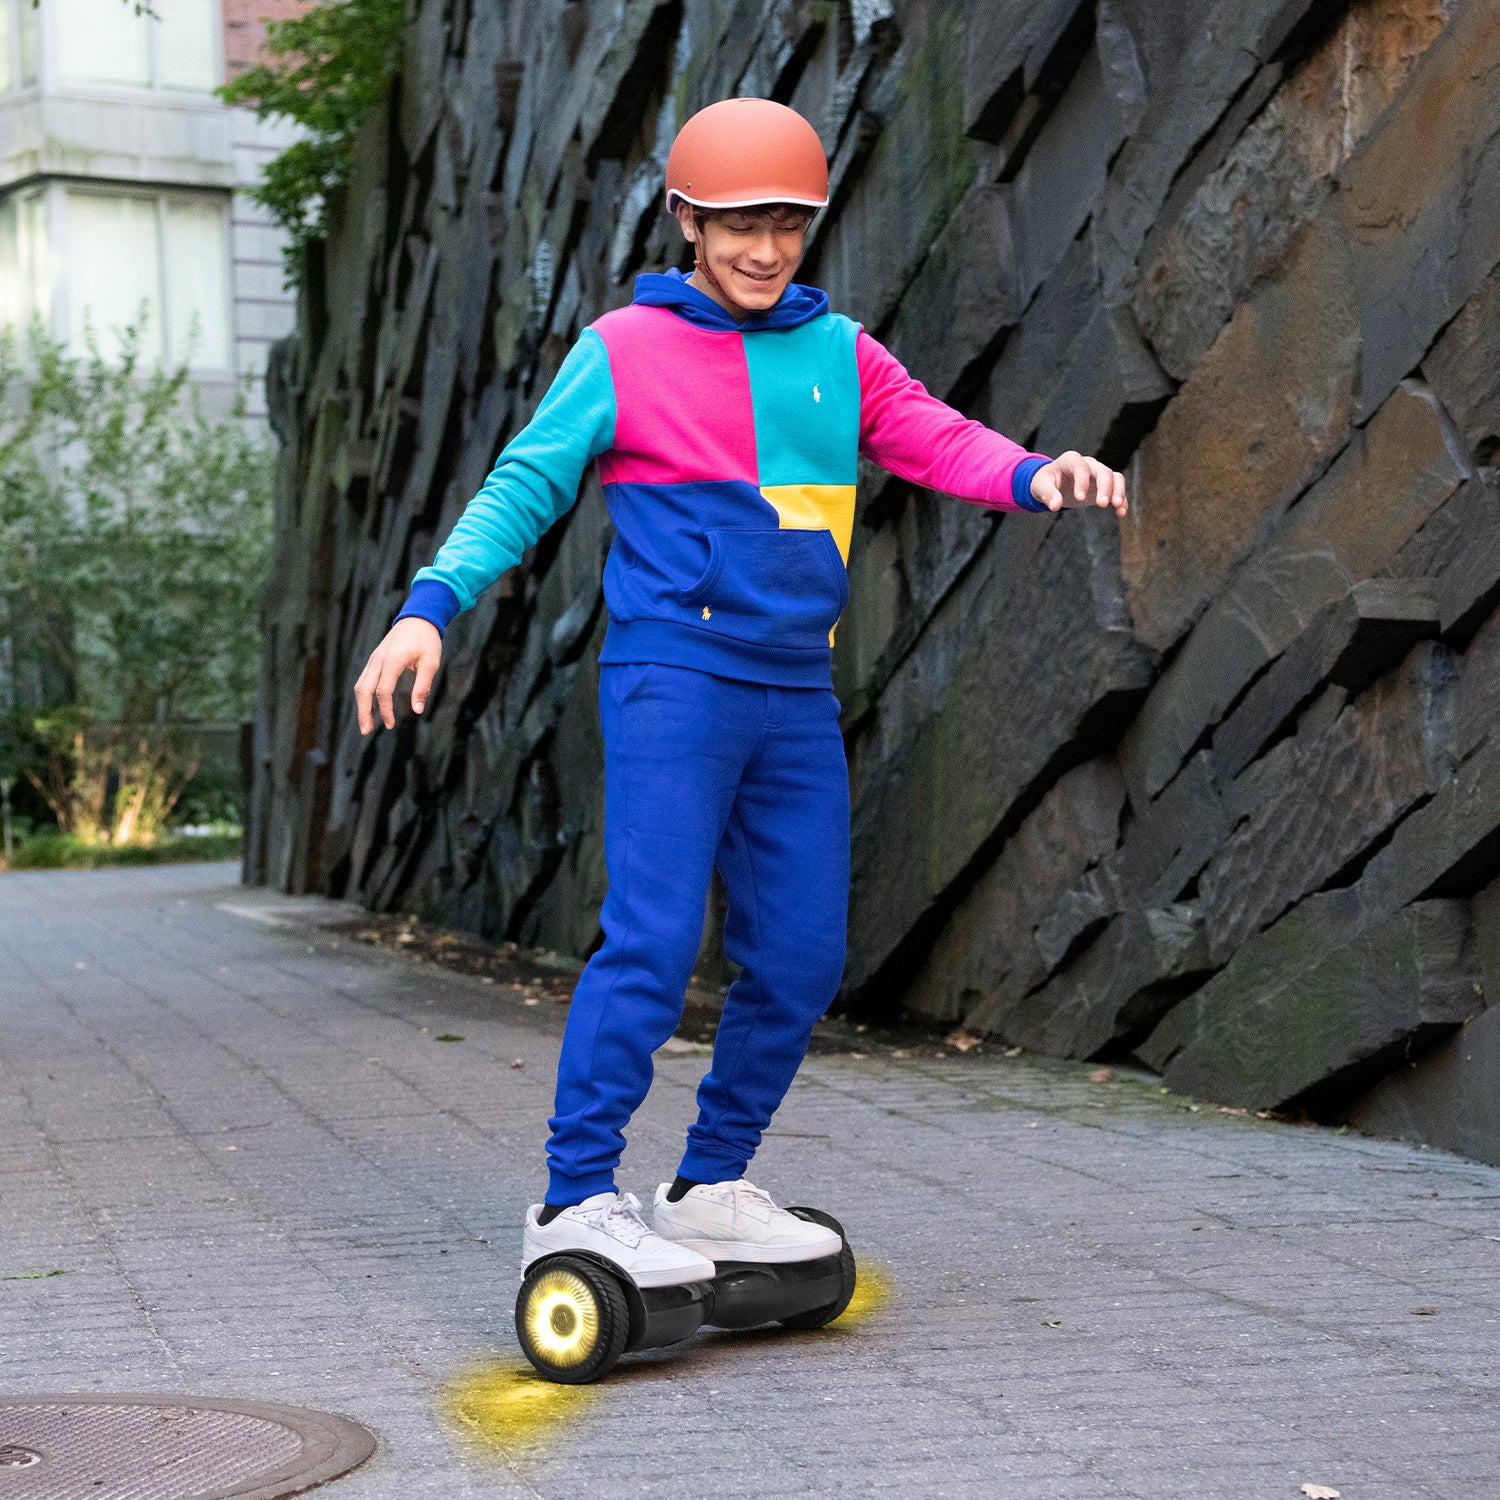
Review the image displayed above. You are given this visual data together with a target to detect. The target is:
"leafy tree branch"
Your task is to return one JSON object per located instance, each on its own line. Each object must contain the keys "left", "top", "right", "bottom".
{"left": 217, "top": 0, "right": 406, "bottom": 286}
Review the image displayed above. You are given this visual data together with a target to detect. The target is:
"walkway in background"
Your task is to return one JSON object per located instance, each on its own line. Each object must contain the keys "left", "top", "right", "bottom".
{"left": 3, "top": 864, "right": 1498, "bottom": 1499}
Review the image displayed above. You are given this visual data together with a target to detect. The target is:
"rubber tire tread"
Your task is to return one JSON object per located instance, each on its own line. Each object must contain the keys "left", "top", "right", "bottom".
{"left": 516, "top": 1255, "right": 631, "bottom": 1383}
{"left": 777, "top": 1207, "right": 857, "bottom": 1331}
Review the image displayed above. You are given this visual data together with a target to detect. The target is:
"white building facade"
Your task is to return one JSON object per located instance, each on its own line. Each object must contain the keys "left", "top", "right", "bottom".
{"left": 0, "top": 0, "right": 302, "bottom": 419}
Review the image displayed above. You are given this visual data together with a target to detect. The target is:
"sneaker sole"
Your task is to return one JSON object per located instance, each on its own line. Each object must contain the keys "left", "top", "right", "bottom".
{"left": 522, "top": 1237, "right": 714, "bottom": 1289}
{"left": 663, "top": 1234, "right": 842, "bottom": 1265}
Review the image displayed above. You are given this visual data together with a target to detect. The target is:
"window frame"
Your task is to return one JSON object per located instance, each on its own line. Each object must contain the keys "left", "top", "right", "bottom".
{"left": 2, "top": 178, "right": 237, "bottom": 375}
{"left": 0, "top": 0, "right": 42, "bottom": 94}
{"left": 31, "top": 0, "right": 224, "bottom": 96}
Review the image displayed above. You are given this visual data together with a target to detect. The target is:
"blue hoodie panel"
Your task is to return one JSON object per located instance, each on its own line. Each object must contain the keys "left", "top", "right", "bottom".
{"left": 599, "top": 479, "right": 849, "bottom": 663}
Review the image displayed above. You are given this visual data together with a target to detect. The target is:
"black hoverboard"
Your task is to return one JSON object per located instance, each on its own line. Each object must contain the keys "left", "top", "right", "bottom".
{"left": 514, "top": 1207, "right": 857, "bottom": 1382}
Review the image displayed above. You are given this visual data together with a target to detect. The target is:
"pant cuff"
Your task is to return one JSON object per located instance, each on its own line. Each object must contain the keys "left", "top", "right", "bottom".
{"left": 678, "top": 1146, "right": 748, "bottom": 1185}
{"left": 546, "top": 1168, "right": 617, "bottom": 1206}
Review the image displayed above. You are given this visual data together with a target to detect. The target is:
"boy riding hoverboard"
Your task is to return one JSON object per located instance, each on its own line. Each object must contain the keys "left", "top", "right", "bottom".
{"left": 355, "top": 98, "right": 1128, "bottom": 1378}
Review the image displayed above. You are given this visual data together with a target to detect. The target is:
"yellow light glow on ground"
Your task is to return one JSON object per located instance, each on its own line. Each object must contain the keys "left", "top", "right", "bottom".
{"left": 841, "top": 1260, "right": 894, "bottom": 1326}
{"left": 441, "top": 1361, "right": 596, "bottom": 1451}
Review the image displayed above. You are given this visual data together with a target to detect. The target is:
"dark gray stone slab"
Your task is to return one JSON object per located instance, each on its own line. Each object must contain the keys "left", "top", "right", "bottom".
{"left": 1437, "top": 477, "right": 1500, "bottom": 644}
{"left": 1211, "top": 578, "right": 1441, "bottom": 782}
{"left": 980, "top": 231, "right": 1100, "bottom": 442}
{"left": 995, "top": 902, "right": 1210, "bottom": 1061}
{"left": 888, "top": 182, "right": 1020, "bottom": 402}
{"left": 1200, "top": 641, "right": 1460, "bottom": 964}
{"left": 1142, "top": 892, "right": 1481, "bottom": 1111}
{"left": 1034, "top": 750, "right": 1227, "bottom": 976}
{"left": 961, "top": 0, "right": 1086, "bottom": 142}
{"left": 1010, "top": 42, "right": 1131, "bottom": 305}
{"left": 1343, "top": 875, "right": 1500, "bottom": 1165}
{"left": 1456, "top": 608, "right": 1500, "bottom": 767}
{"left": 1033, "top": 301, "right": 1173, "bottom": 467}
{"left": 903, "top": 759, "right": 1125, "bottom": 1025}
{"left": 1423, "top": 261, "right": 1500, "bottom": 466}
{"left": 1360, "top": 737, "right": 1500, "bottom": 915}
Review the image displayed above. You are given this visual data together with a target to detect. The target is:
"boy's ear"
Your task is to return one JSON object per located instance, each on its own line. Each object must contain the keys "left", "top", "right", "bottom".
{"left": 675, "top": 202, "right": 698, "bottom": 243}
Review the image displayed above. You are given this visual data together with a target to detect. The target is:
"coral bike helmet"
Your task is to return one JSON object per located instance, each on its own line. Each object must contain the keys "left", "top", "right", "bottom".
{"left": 665, "top": 98, "right": 829, "bottom": 213}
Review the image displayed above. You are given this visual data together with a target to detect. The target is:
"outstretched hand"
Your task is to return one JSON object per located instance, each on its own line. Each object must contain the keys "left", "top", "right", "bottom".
{"left": 354, "top": 617, "right": 443, "bottom": 734}
{"left": 1030, "top": 451, "right": 1129, "bottom": 516}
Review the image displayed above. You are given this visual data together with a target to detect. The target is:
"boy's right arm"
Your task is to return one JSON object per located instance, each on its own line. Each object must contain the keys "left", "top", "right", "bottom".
{"left": 355, "top": 329, "right": 617, "bottom": 734}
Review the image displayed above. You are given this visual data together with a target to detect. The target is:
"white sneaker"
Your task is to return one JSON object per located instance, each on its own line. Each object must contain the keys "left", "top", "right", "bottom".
{"left": 652, "top": 1179, "right": 843, "bottom": 1263}
{"left": 522, "top": 1190, "right": 716, "bottom": 1288}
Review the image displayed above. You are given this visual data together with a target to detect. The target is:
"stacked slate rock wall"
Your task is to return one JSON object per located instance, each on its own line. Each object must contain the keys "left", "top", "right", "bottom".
{"left": 248, "top": 0, "right": 1500, "bottom": 1157}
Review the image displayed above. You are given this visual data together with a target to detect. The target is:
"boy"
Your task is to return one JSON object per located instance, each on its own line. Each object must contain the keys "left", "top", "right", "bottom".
{"left": 356, "top": 98, "right": 1128, "bottom": 1287}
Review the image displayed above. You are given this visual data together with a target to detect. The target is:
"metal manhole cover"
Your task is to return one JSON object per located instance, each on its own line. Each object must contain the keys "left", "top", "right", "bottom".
{"left": 0, "top": 1396, "right": 375, "bottom": 1500}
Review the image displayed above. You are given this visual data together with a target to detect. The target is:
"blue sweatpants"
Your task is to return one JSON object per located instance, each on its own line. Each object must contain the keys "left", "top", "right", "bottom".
{"left": 545, "top": 659, "right": 850, "bottom": 1204}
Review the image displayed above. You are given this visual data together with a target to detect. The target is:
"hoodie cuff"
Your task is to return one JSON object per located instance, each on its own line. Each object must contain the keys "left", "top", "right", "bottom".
{"left": 393, "top": 580, "right": 462, "bottom": 636}
{"left": 1011, "top": 456, "right": 1053, "bottom": 512}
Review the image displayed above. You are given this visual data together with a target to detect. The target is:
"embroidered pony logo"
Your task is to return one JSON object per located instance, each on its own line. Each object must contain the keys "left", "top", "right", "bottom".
{"left": 813, "top": 384, "right": 822, "bottom": 404}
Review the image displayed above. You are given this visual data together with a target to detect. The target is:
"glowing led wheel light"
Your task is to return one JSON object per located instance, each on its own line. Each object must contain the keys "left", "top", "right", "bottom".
{"left": 515, "top": 1256, "right": 631, "bottom": 1383}
{"left": 523, "top": 1270, "right": 600, "bottom": 1367}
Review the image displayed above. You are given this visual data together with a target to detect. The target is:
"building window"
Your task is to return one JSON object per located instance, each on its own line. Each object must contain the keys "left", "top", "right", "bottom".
{"left": 51, "top": 0, "right": 219, "bottom": 92}
{"left": 0, "top": 185, "right": 232, "bottom": 372}
{"left": 0, "top": 0, "right": 41, "bottom": 93}
{"left": 0, "top": 189, "right": 46, "bottom": 328}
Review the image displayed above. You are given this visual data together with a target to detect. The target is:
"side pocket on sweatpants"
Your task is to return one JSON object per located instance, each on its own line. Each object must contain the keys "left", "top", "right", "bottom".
{"left": 605, "top": 661, "right": 654, "bottom": 707}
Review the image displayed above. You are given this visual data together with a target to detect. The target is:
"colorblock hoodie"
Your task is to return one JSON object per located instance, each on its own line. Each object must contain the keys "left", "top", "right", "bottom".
{"left": 395, "top": 267, "right": 1052, "bottom": 688}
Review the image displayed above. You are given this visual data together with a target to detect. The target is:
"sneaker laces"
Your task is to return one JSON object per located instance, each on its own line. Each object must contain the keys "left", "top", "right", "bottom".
{"left": 578, "top": 1190, "right": 651, "bottom": 1248}
{"left": 722, "top": 1179, "right": 777, "bottom": 1224}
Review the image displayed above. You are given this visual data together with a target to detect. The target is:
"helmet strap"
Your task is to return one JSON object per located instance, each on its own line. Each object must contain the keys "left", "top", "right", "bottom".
{"left": 690, "top": 209, "right": 739, "bottom": 310}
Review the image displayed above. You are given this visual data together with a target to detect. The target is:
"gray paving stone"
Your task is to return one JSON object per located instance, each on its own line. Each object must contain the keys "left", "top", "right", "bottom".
{"left": 3, "top": 864, "right": 1500, "bottom": 1496}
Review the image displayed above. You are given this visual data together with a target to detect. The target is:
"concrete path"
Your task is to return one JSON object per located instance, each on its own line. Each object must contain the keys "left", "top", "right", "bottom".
{"left": 3, "top": 864, "right": 1499, "bottom": 1499}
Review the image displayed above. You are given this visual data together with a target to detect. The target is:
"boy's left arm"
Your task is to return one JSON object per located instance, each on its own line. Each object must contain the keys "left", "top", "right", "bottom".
{"left": 854, "top": 330, "right": 1128, "bottom": 516}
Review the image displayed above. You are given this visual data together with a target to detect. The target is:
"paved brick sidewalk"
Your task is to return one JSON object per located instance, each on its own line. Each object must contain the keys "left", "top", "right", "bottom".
{"left": 3, "top": 865, "right": 1498, "bottom": 1499}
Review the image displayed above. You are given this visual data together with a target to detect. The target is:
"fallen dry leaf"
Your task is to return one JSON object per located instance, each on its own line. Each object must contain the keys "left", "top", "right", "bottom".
{"left": 1411, "top": 1306, "right": 1436, "bottom": 1316}
{"left": 1301, "top": 1486, "right": 1340, "bottom": 1499}
{"left": 511, "top": 1058, "right": 525, "bottom": 1069}
{"left": 1088, "top": 1067, "right": 1114, "bottom": 1083}
{"left": 1220, "top": 1106, "right": 1248, "bottom": 1116}
{"left": 945, "top": 1028, "right": 980, "bottom": 1052}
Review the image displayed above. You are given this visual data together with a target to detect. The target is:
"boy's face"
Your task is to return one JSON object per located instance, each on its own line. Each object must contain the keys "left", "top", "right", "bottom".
{"left": 676, "top": 202, "right": 814, "bottom": 317}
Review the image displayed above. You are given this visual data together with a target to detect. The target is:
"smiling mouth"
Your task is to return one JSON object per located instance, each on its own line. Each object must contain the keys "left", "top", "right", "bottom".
{"left": 734, "top": 268, "right": 780, "bottom": 285}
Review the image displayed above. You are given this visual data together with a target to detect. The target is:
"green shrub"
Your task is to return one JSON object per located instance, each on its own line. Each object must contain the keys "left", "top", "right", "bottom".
{"left": 7, "top": 831, "right": 243, "bottom": 870}
{"left": 0, "top": 316, "right": 272, "bottom": 846}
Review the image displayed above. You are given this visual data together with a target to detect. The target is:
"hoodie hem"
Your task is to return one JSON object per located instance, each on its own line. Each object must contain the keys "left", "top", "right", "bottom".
{"left": 598, "top": 617, "right": 834, "bottom": 688}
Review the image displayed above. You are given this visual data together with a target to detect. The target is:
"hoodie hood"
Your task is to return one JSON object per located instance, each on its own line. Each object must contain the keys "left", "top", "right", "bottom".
{"left": 632, "top": 266, "right": 829, "bottom": 331}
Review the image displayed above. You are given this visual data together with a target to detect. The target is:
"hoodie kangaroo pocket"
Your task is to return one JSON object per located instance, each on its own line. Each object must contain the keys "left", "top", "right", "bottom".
{"left": 681, "top": 527, "right": 849, "bottom": 650}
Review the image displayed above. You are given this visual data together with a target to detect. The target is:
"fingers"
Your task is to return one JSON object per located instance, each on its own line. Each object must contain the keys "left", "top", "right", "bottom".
{"left": 411, "top": 645, "right": 440, "bottom": 715}
{"left": 374, "top": 652, "right": 404, "bottom": 731}
{"left": 1034, "top": 472, "right": 1065, "bottom": 511}
{"left": 1068, "top": 452, "right": 1089, "bottom": 505}
{"left": 1046, "top": 452, "right": 1130, "bottom": 516}
{"left": 354, "top": 655, "right": 379, "bottom": 736}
